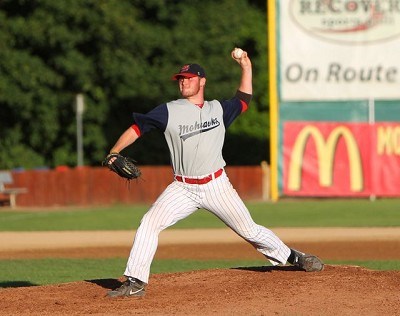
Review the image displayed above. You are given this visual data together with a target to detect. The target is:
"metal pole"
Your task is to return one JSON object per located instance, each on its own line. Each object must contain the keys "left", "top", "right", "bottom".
{"left": 76, "top": 94, "right": 85, "bottom": 167}
{"left": 368, "top": 98, "right": 376, "bottom": 201}
{"left": 368, "top": 97, "right": 375, "bottom": 125}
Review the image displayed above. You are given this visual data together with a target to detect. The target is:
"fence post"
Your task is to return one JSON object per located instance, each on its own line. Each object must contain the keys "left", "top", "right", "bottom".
{"left": 261, "top": 161, "right": 270, "bottom": 201}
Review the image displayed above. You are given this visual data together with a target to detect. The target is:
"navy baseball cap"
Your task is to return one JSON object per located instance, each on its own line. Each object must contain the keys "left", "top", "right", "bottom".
{"left": 172, "top": 63, "right": 206, "bottom": 80}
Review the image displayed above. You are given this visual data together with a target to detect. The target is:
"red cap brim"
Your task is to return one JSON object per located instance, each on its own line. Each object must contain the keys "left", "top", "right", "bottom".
{"left": 171, "top": 73, "right": 198, "bottom": 80}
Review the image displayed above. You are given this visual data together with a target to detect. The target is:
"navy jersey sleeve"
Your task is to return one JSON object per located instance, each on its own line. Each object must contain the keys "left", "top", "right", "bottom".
{"left": 220, "top": 97, "right": 245, "bottom": 128}
{"left": 132, "top": 103, "right": 168, "bottom": 134}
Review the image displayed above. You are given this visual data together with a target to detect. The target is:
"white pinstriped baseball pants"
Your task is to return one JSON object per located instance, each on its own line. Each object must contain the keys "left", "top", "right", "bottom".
{"left": 124, "top": 170, "right": 291, "bottom": 283}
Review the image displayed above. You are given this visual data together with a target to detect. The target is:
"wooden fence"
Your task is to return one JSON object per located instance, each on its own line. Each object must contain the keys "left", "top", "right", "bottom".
{"left": 1, "top": 165, "right": 268, "bottom": 208}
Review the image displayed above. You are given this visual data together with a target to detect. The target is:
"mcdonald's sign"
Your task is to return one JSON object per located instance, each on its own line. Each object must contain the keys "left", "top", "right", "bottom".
{"left": 283, "top": 122, "right": 372, "bottom": 196}
{"left": 283, "top": 122, "right": 400, "bottom": 197}
{"left": 289, "top": 125, "right": 363, "bottom": 191}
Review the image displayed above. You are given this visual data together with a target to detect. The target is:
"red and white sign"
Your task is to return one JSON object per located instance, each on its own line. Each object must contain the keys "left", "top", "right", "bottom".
{"left": 283, "top": 122, "right": 400, "bottom": 196}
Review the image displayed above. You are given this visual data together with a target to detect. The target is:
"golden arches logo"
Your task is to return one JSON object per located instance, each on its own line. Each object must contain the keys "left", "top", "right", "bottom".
{"left": 288, "top": 125, "right": 363, "bottom": 192}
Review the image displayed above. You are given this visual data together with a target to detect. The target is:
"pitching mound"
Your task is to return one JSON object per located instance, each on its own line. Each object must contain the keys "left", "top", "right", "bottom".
{"left": 1, "top": 265, "right": 399, "bottom": 315}
{"left": 1, "top": 228, "right": 400, "bottom": 315}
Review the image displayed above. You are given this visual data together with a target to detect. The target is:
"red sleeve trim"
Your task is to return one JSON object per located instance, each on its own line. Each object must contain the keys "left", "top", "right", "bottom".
{"left": 240, "top": 100, "right": 248, "bottom": 113}
{"left": 131, "top": 124, "right": 141, "bottom": 137}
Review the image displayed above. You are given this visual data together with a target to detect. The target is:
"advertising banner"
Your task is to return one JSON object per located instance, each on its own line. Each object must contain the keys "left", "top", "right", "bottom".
{"left": 268, "top": 1, "right": 400, "bottom": 199}
{"left": 279, "top": 1, "right": 400, "bottom": 101}
{"left": 283, "top": 122, "right": 400, "bottom": 196}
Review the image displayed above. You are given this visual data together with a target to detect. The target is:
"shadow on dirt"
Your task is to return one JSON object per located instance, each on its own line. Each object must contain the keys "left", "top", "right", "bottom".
{"left": 0, "top": 281, "right": 38, "bottom": 288}
{"left": 233, "top": 266, "right": 300, "bottom": 272}
{"left": 85, "top": 278, "right": 122, "bottom": 290}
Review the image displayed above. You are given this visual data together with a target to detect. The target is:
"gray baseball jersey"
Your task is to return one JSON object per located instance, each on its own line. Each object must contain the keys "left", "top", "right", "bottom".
{"left": 132, "top": 95, "right": 244, "bottom": 176}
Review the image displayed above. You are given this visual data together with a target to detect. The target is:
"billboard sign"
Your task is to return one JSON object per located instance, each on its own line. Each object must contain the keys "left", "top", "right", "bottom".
{"left": 280, "top": 0, "right": 400, "bottom": 101}
{"left": 283, "top": 122, "right": 400, "bottom": 196}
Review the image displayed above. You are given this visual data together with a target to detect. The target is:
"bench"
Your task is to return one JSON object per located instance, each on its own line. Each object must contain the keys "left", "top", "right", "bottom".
{"left": 0, "top": 171, "right": 28, "bottom": 209}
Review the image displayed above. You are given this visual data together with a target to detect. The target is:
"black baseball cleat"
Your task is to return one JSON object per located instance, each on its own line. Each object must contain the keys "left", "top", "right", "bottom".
{"left": 107, "top": 277, "right": 146, "bottom": 297}
{"left": 290, "top": 249, "right": 324, "bottom": 272}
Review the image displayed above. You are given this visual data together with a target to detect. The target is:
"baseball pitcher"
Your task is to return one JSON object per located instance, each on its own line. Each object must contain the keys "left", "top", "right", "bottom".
{"left": 105, "top": 48, "right": 324, "bottom": 298}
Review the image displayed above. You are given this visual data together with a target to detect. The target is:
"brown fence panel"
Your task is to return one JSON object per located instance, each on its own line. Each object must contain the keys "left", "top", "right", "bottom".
{"left": 8, "top": 166, "right": 263, "bottom": 207}
{"left": 225, "top": 166, "right": 263, "bottom": 201}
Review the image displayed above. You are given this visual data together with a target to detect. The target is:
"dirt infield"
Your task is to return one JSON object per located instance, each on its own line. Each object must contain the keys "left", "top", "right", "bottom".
{"left": 1, "top": 228, "right": 400, "bottom": 315}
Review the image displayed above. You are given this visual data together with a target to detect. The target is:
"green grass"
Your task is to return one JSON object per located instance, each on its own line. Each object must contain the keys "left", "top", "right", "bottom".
{"left": 1, "top": 199, "right": 399, "bottom": 288}
{"left": 1, "top": 258, "right": 399, "bottom": 288}
{"left": 0, "top": 199, "right": 399, "bottom": 231}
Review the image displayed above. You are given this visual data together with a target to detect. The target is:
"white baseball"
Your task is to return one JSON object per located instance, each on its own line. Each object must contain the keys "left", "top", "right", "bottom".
{"left": 233, "top": 48, "right": 243, "bottom": 59}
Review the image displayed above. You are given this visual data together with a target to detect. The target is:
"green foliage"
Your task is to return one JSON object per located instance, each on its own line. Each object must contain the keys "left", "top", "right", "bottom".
{"left": 0, "top": 0, "right": 269, "bottom": 169}
{"left": 0, "top": 129, "right": 45, "bottom": 169}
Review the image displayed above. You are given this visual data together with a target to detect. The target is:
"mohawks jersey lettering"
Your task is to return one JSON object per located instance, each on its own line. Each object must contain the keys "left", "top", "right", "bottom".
{"left": 132, "top": 96, "right": 244, "bottom": 176}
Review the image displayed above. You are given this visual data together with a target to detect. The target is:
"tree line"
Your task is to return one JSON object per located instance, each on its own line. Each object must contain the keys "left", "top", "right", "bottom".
{"left": 0, "top": 0, "right": 270, "bottom": 169}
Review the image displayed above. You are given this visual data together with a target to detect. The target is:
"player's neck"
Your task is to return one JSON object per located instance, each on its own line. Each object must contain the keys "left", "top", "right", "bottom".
{"left": 186, "top": 95, "right": 204, "bottom": 106}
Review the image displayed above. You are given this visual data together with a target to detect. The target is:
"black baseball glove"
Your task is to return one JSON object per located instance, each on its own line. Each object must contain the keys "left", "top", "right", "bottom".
{"left": 102, "top": 153, "right": 141, "bottom": 180}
